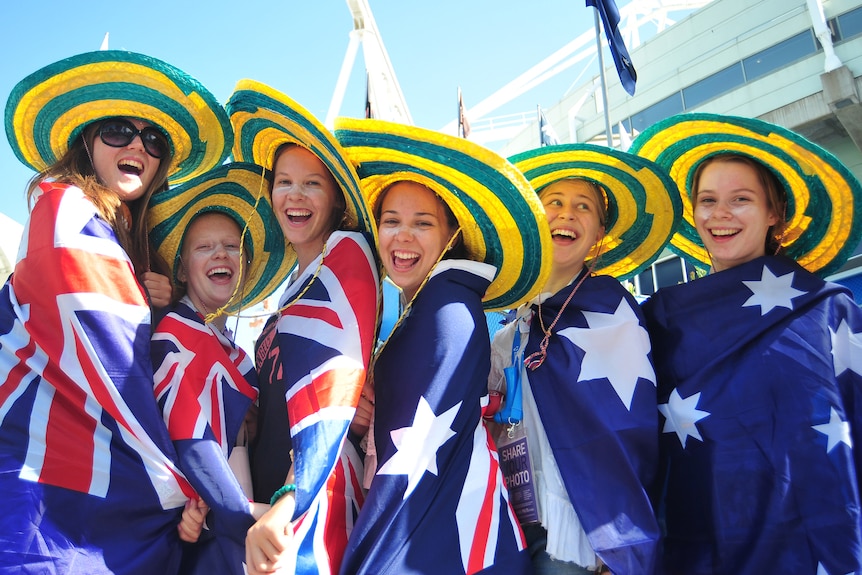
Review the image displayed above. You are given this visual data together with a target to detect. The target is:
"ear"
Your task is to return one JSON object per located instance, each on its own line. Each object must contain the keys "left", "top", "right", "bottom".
{"left": 767, "top": 210, "right": 780, "bottom": 227}
{"left": 177, "top": 262, "right": 188, "bottom": 284}
{"left": 595, "top": 225, "right": 606, "bottom": 245}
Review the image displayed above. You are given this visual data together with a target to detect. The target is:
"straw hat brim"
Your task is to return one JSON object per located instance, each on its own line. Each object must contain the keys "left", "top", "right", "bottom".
{"left": 5, "top": 50, "right": 232, "bottom": 184}
{"left": 334, "top": 117, "right": 552, "bottom": 311}
{"left": 510, "top": 144, "right": 682, "bottom": 280}
{"left": 227, "top": 79, "right": 374, "bottom": 242}
{"left": 148, "top": 162, "right": 291, "bottom": 312}
{"left": 630, "top": 113, "right": 862, "bottom": 276}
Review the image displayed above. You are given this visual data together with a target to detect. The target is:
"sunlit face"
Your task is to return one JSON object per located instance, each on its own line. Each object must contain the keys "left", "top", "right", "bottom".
{"left": 91, "top": 117, "right": 162, "bottom": 202}
{"left": 377, "top": 181, "right": 455, "bottom": 301}
{"left": 540, "top": 179, "right": 605, "bottom": 279}
{"left": 270, "top": 146, "right": 342, "bottom": 267}
{"left": 693, "top": 160, "right": 778, "bottom": 273}
{"left": 178, "top": 213, "right": 245, "bottom": 316}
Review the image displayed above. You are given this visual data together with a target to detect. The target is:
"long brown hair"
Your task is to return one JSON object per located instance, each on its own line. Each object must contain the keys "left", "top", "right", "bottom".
{"left": 26, "top": 120, "right": 172, "bottom": 276}
{"left": 691, "top": 154, "right": 787, "bottom": 255}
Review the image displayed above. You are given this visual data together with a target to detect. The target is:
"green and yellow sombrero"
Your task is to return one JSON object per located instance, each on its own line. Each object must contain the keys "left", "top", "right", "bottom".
{"left": 148, "top": 162, "right": 291, "bottom": 312}
{"left": 334, "top": 117, "right": 553, "bottom": 311}
{"left": 509, "top": 143, "right": 682, "bottom": 280}
{"left": 630, "top": 113, "right": 862, "bottom": 276}
{"left": 226, "top": 79, "right": 374, "bottom": 239}
{"left": 5, "top": 50, "right": 232, "bottom": 184}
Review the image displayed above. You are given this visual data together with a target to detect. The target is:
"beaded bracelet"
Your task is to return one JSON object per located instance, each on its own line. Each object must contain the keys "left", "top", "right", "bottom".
{"left": 270, "top": 483, "right": 297, "bottom": 506}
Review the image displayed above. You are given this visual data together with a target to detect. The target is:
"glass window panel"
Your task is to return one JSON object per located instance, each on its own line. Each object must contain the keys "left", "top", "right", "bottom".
{"left": 631, "top": 93, "right": 684, "bottom": 134}
{"left": 637, "top": 268, "right": 655, "bottom": 296}
{"left": 682, "top": 63, "right": 746, "bottom": 109}
{"left": 837, "top": 7, "right": 862, "bottom": 40}
{"left": 655, "top": 258, "right": 684, "bottom": 288}
{"left": 743, "top": 31, "right": 817, "bottom": 82}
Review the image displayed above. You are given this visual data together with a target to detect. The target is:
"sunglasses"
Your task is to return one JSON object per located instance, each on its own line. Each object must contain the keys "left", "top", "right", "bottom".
{"left": 98, "top": 118, "right": 170, "bottom": 159}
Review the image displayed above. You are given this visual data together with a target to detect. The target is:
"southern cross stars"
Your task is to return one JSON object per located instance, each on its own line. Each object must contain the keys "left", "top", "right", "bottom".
{"left": 658, "top": 389, "right": 710, "bottom": 449}
{"left": 812, "top": 407, "right": 853, "bottom": 453}
{"left": 830, "top": 318, "right": 862, "bottom": 378}
{"left": 376, "top": 396, "right": 460, "bottom": 500}
{"left": 742, "top": 265, "right": 806, "bottom": 315}
{"left": 557, "top": 299, "right": 655, "bottom": 410}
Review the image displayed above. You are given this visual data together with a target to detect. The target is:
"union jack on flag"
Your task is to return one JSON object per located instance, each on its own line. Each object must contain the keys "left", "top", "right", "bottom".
{"left": 152, "top": 296, "right": 259, "bottom": 574}
{"left": 0, "top": 183, "right": 193, "bottom": 574}
{"left": 277, "top": 230, "right": 379, "bottom": 575}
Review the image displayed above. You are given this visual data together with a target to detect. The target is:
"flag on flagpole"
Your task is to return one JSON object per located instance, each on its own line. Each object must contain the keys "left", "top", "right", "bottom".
{"left": 538, "top": 106, "right": 560, "bottom": 146}
{"left": 587, "top": 0, "right": 637, "bottom": 96}
{"left": 458, "top": 87, "right": 471, "bottom": 139}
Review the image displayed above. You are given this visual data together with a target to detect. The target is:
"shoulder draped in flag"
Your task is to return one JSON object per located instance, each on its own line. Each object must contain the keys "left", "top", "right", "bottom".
{"left": 643, "top": 255, "right": 862, "bottom": 575}
{"left": 152, "top": 296, "right": 259, "bottom": 574}
{"left": 538, "top": 106, "right": 561, "bottom": 146}
{"left": 278, "top": 229, "right": 380, "bottom": 575}
{"left": 587, "top": 0, "right": 637, "bottom": 95}
{"left": 522, "top": 274, "right": 659, "bottom": 574}
{"left": 0, "top": 182, "right": 193, "bottom": 574}
{"left": 340, "top": 260, "right": 531, "bottom": 575}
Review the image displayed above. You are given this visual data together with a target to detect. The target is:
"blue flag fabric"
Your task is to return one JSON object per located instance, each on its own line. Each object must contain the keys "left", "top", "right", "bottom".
{"left": 587, "top": 0, "right": 637, "bottom": 95}
{"left": 340, "top": 260, "right": 531, "bottom": 575}
{"left": 0, "top": 183, "right": 192, "bottom": 574}
{"left": 521, "top": 274, "right": 660, "bottom": 573}
{"left": 643, "top": 255, "right": 862, "bottom": 575}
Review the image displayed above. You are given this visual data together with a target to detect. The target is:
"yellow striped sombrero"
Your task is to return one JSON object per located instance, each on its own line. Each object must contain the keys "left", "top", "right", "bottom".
{"left": 510, "top": 144, "right": 682, "bottom": 280}
{"left": 226, "top": 79, "right": 374, "bottom": 240}
{"left": 630, "top": 113, "right": 862, "bottom": 276}
{"left": 148, "top": 162, "right": 291, "bottom": 312}
{"left": 334, "top": 117, "right": 552, "bottom": 311}
{"left": 5, "top": 50, "right": 232, "bottom": 184}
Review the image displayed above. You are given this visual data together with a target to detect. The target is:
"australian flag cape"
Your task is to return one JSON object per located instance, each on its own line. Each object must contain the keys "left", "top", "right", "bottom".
{"left": 0, "top": 183, "right": 194, "bottom": 574}
{"left": 642, "top": 255, "right": 862, "bottom": 575}
{"left": 151, "top": 296, "right": 259, "bottom": 574}
{"left": 523, "top": 273, "right": 659, "bottom": 574}
{"left": 277, "top": 230, "right": 379, "bottom": 575}
{"left": 339, "top": 259, "right": 531, "bottom": 575}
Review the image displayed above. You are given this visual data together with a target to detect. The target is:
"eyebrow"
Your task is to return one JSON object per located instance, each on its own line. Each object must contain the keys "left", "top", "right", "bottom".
{"left": 381, "top": 209, "right": 439, "bottom": 218}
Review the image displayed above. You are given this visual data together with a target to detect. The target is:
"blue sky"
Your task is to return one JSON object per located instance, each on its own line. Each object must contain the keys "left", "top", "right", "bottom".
{"left": 0, "top": 0, "right": 622, "bottom": 225}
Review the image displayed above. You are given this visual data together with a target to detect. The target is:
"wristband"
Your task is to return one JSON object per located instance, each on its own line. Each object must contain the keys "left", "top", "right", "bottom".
{"left": 270, "top": 483, "right": 297, "bottom": 506}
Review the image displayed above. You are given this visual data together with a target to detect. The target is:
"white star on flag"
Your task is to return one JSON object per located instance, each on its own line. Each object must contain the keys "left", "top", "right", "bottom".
{"left": 377, "top": 396, "right": 460, "bottom": 500}
{"left": 659, "top": 389, "right": 710, "bottom": 449}
{"left": 557, "top": 299, "right": 655, "bottom": 410}
{"left": 742, "top": 266, "right": 806, "bottom": 315}
{"left": 830, "top": 318, "right": 862, "bottom": 377}
{"left": 812, "top": 407, "right": 852, "bottom": 453}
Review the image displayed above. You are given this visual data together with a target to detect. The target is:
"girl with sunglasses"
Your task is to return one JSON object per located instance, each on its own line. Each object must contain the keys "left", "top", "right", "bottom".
{"left": 0, "top": 50, "right": 231, "bottom": 574}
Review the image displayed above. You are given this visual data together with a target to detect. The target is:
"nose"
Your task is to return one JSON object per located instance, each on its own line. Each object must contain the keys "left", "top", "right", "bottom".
{"left": 394, "top": 226, "right": 414, "bottom": 241}
{"left": 126, "top": 133, "right": 146, "bottom": 151}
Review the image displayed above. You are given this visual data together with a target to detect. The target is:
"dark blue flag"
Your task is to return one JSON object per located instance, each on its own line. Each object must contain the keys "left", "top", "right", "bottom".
{"left": 587, "top": 0, "right": 637, "bottom": 95}
{"left": 643, "top": 255, "right": 862, "bottom": 574}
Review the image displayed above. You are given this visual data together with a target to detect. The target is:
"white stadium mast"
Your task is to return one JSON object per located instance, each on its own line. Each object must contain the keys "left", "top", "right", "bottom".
{"left": 325, "top": 0, "right": 413, "bottom": 126}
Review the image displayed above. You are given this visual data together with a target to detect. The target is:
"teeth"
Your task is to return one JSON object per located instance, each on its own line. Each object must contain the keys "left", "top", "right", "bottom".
{"left": 208, "top": 267, "right": 233, "bottom": 277}
{"left": 552, "top": 228, "right": 577, "bottom": 239}
{"left": 286, "top": 209, "right": 312, "bottom": 217}
{"left": 393, "top": 250, "right": 419, "bottom": 260}
{"left": 711, "top": 228, "right": 739, "bottom": 237}
{"left": 118, "top": 159, "right": 143, "bottom": 170}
